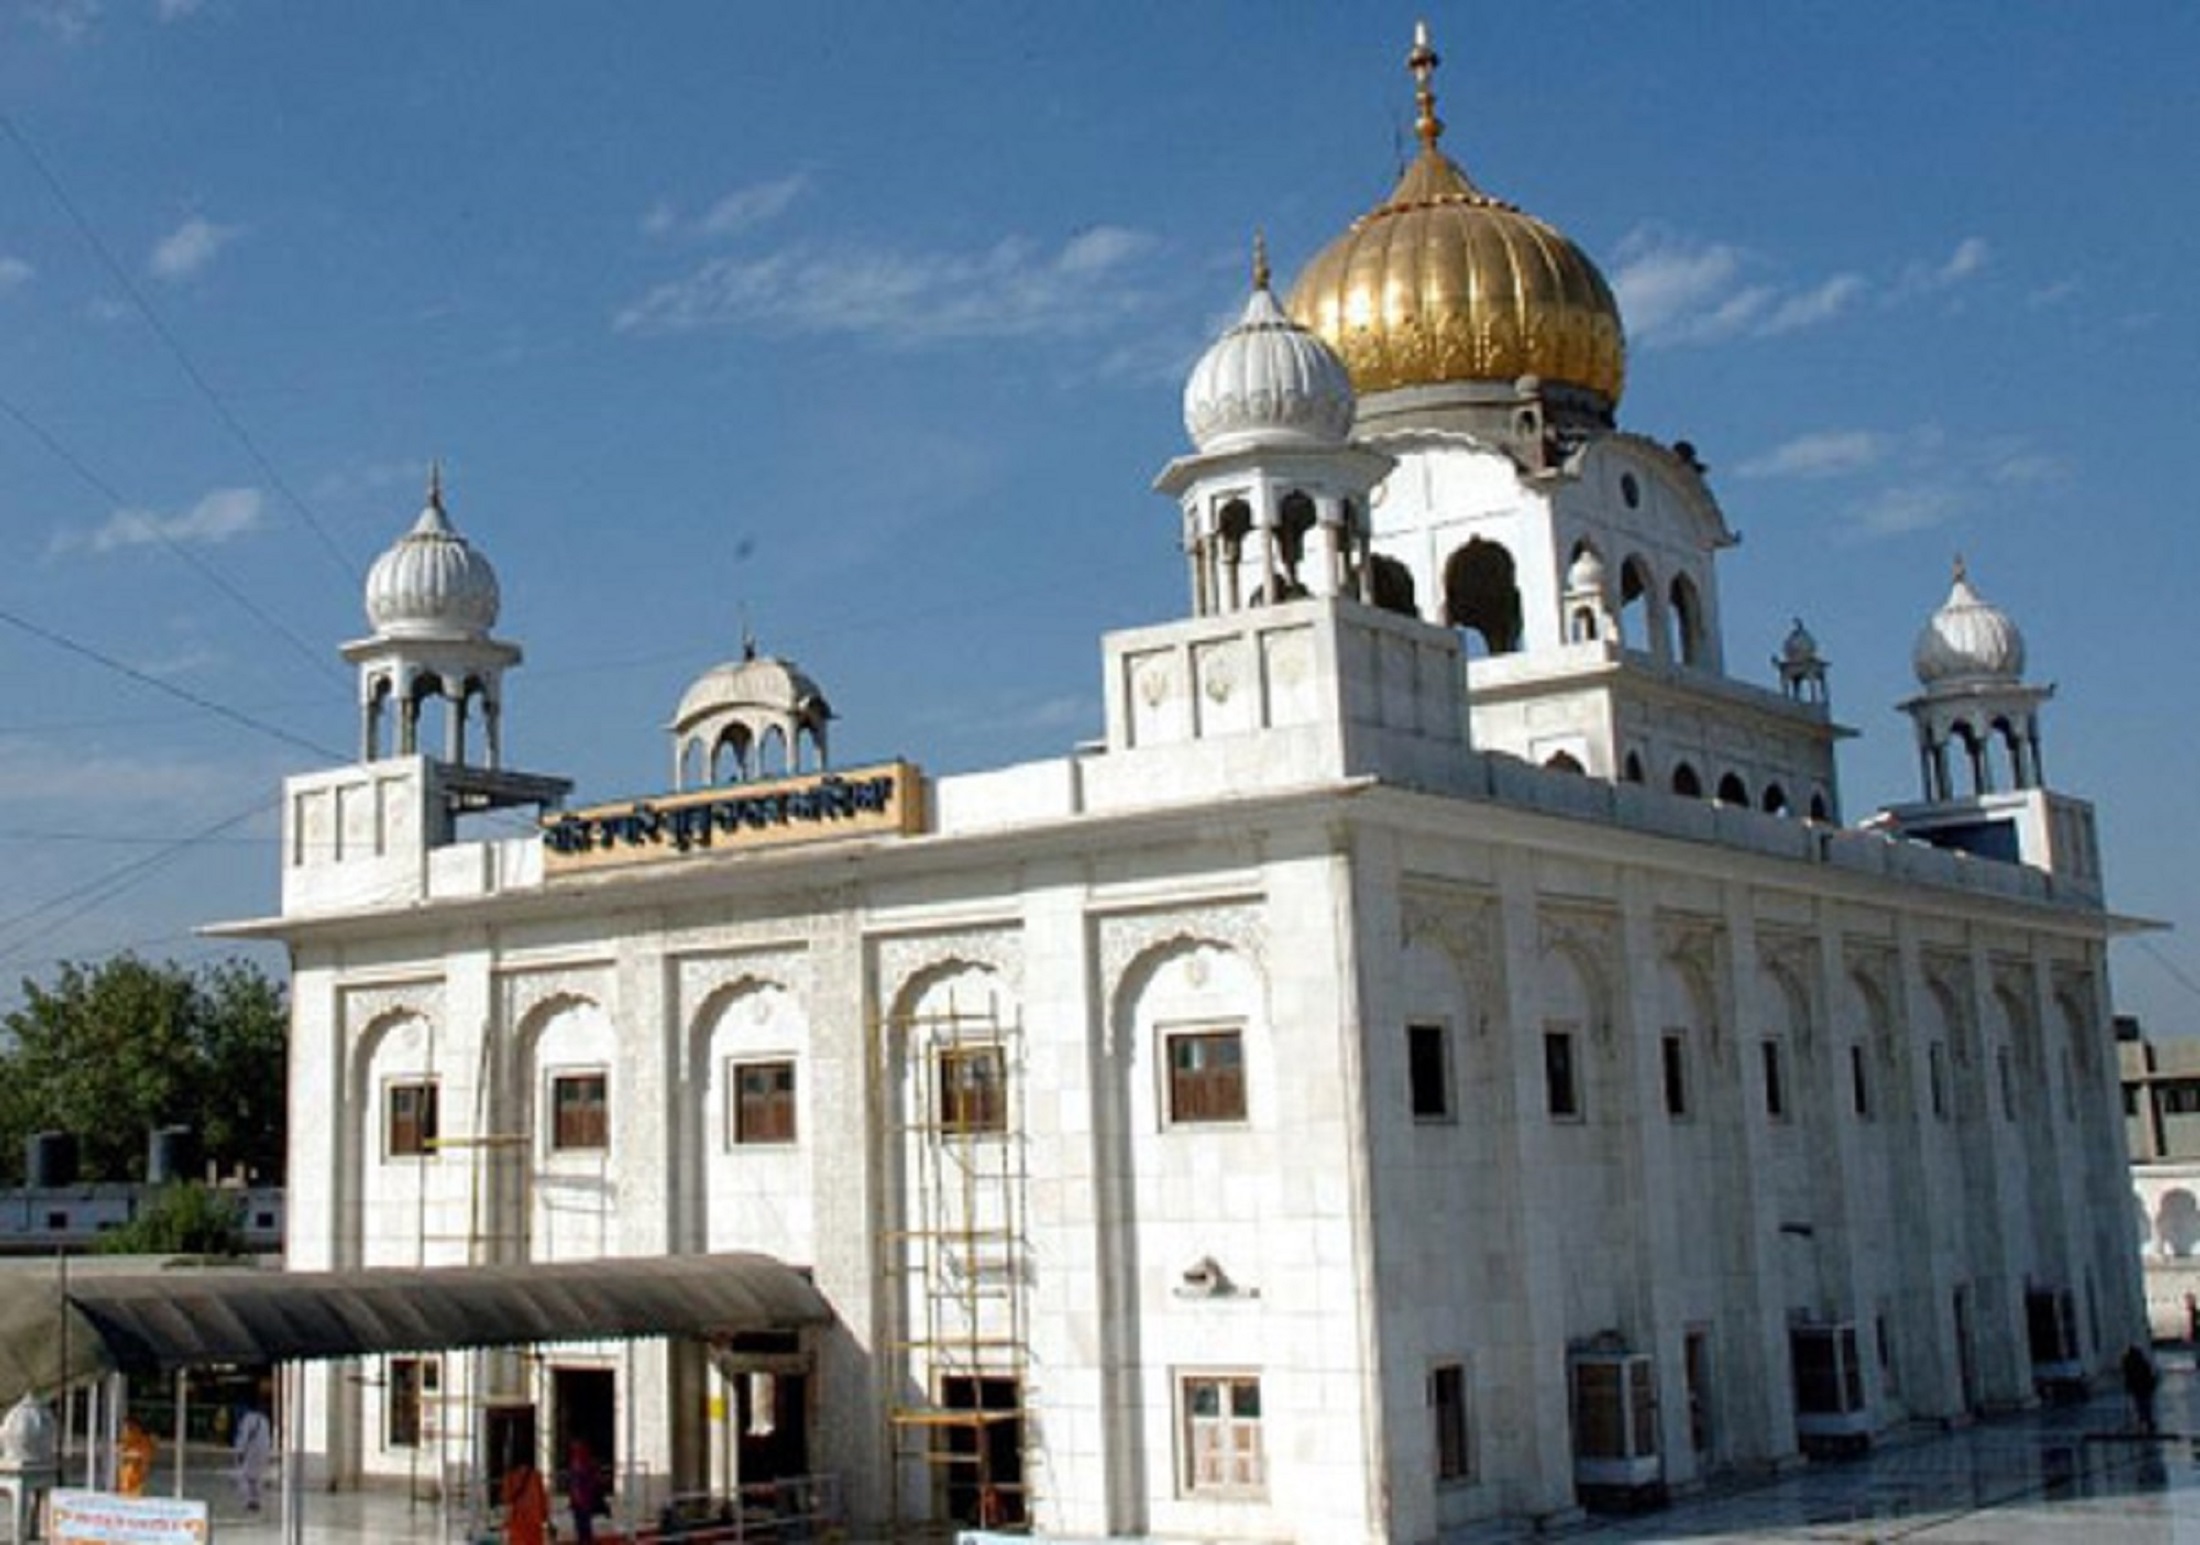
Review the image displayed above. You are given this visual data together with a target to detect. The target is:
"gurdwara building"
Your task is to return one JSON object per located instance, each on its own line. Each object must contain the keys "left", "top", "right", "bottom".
{"left": 232, "top": 27, "right": 2144, "bottom": 1542}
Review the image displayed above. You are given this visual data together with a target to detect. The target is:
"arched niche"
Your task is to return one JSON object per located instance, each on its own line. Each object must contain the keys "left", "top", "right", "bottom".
{"left": 1441, "top": 538, "right": 1522, "bottom": 657}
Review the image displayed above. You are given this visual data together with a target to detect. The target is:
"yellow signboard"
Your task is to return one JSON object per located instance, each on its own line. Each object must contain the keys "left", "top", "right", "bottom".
{"left": 542, "top": 761, "right": 923, "bottom": 875}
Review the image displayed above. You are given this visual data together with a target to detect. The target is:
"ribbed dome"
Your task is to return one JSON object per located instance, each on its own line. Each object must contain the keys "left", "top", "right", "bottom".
{"left": 1566, "top": 547, "right": 1608, "bottom": 593}
{"left": 1184, "top": 244, "right": 1356, "bottom": 453}
{"left": 1286, "top": 27, "right": 1626, "bottom": 406}
{"left": 1913, "top": 562, "right": 2025, "bottom": 686}
{"left": 675, "top": 648, "right": 831, "bottom": 731}
{"left": 364, "top": 474, "right": 501, "bottom": 640}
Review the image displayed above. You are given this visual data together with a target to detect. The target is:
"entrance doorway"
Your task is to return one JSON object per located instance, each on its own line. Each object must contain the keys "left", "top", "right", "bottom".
{"left": 938, "top": 1375, "right": 1024, "bottom": 1528}
{"left": 733, "top": 1370, "right": 809, "bottom": 1488}
{"left": 482, "top": 1403, "right": 537, "bottom": 1508}
{"left": 552, "top": 1366, "right": 617, "bottom": 1492}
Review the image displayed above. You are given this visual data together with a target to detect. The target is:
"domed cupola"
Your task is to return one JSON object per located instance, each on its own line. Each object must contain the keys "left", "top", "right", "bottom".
{"left": 364, "top": 466, "right": 502, "bottom": 640}
{"left": 1912, "top": 557, "right": 2025, "bottom": 686}
{"left": 671, "top": 635, "right": 833, "bottom": 790}
{"left": 343, "top": 466, "right": 524, "bottom": 769}
{"left": 1184, "top": 237, "right": 1356, "bottom": 454}
{"left": 1286, "top": 24, "right": 1626, "bottom": 414}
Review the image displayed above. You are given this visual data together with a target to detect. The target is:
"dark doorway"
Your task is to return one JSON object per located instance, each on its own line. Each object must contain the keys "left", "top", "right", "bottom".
{"left": 734, "top": 1370, "right": 810, "bottom": 1488}
{"left": 553, "top": 1366, "right": 617, "bottom": 1489}
{"left": 482, "top": 1403, "right": 537, "bottom": 1508}
{"left": 939, "top": 1375, "right": 1024, "bottom": 1528}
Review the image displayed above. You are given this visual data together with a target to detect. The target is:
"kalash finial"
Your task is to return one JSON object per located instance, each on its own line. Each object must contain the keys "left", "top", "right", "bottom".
{"left": 1408, "top": 20, "right": 1444, "bottom": 150}
{"left": 1251, "top": 230, "right": 1271, "bottom": 293}
{"left": 426, "top": 458, "right": 445, "bottom": 512}
{"left": 1952, "top": 552, "right": 1968, "bottom": 584}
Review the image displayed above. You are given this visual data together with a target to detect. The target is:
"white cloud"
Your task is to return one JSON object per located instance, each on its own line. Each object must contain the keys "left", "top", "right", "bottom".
{"left": 2028, "top": 276, "right": 2081, "bottom": 308}
{"left": 1734, "top": 430, "right": 1890, "bottom": 480}
{"left": 148, "top": 216, "right": 239, "bottom": 281}
{"left": 615, "top": 225, "right": 1161, "bottom": 345}
{"left": 1759, "top": 273, "right": 1865, "bottom": 335}
{"left": 24, "top": 0, "right": 101, "bottom": 43}
{"left": 53, "top": 486, "right": 265, "bottom": 556}
{"left": 0, "top": 256, "right": 32, "bottom": 293}
{"left": 1941, "top": 236, "right": 1989, "bottom": 282}
{"left": 1850, "top": 483, "right": 1965, "bottom": 537}
{"left": 645, "top": 173, "right": 811, "bottom": 241}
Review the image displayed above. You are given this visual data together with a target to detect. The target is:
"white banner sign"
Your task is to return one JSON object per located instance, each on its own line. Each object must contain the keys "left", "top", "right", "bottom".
{"left": 50, "top": 1490, "right": 211, "bottom": 1544}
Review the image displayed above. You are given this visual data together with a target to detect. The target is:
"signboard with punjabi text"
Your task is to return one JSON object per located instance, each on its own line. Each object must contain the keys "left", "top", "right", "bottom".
{"left": 50, "top": 1490, "right": 212, "bottom": 1544}
{"left": 541, "top": 761, "right": 923, "bottom": 875}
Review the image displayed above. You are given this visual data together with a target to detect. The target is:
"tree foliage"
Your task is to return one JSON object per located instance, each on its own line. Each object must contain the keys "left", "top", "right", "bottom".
{"left": 95, "top": 1181, "right": 250, "bottom": 1257}
{"left": 0, "top": 955, "right": 287, "bottom": 1185}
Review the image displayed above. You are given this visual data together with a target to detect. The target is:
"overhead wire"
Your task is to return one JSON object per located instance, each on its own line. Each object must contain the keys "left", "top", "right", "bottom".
{"left": 0, "top": 389, "right": 343, "bottom": 683}
{"left": 0, "top": 110, "right": 361, "bottom": 587}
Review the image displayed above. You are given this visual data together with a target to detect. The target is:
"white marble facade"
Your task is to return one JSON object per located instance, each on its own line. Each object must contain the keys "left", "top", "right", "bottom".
{"left": 235, "top": 29, "right": 2143, "bottom": 1545}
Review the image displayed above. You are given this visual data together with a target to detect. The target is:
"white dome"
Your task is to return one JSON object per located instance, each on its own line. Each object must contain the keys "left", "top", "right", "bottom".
{"left": 364, "top": 478, "right": 501, "bottom": 641}
{"left": 675, "top": 648, "right": 830, "bottom": 732}
{"left": 1566, "top": 547, "right": 1608, "bottom": 593}
{"left": 1184, "top": 255, "right": 1356, "bottom": 454}
{"left": 1913, "top": 563, "right": 2024, "bottom": 686}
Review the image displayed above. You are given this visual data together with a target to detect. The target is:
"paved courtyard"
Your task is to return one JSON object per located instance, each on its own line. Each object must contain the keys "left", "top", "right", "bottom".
{"left": 23, "top": 1358, "right": 2200, "bottom": 1542}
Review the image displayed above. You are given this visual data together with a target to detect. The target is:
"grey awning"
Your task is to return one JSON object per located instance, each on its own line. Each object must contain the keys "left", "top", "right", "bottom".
{"left": 0, "top": 1253, "right": 828, "bottom": 1397}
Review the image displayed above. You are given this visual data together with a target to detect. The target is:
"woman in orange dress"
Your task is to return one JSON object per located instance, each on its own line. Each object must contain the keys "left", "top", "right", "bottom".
{"left": 117, "top": 1416, "right": 156, "bottom": 1497}
{"left": 501, "top": 1460, "right": 549, "bottom": 1545}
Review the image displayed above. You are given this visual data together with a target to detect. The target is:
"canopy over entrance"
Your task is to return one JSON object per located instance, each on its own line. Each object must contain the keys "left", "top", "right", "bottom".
{"left": 0, "top": 1252, "right": 828, "bottom": 1404}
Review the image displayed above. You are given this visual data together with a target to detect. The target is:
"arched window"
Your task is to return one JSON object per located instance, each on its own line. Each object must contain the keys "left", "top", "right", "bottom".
{"left": 714, "top": 725, "right": 753, "bottom": 784}
{"left": 1808, "top": 792, "right": 1831, "bottom": 822}
{"left": 1717, "top": 772, "right": 1748, "bottom": 805}
{"left": 756, "top": 726, "right": 790, "bottom": 779}
{"left": 1761, "top": 782, "right": 1790, "bottom": 816}
{"left": 1569, "top": 606, "right": 1600, "bottom": 643}
{"left": 1544, "top": 751, "right": 1586, "bottom": 775}
{"left": 1669, "top": 572, "right": 1706, "bottom": 667}
{"left": 1619, "top": 555, "right": 1655, "bottom": 654}
{"left": 1442, "top": 538, "right": 1522, "bottom": 657}
{"left": 1216, "top": 499, "right": 1253, "bottom": 611}
{"left": 1623, "top": 751, "right": 1646, "bottom": 784}
{"left": 679, "top": 738, "right": 705, "bottom": 791}
{"left": 1671, "top": 762, "right": 1703, "bottom": 798}
{"left": 1276, "top": 492, "right": 1317, "bottom": 596}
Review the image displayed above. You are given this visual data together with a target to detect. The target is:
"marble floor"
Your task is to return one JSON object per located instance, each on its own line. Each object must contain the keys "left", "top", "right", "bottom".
{"left": 22, "top": 1363, "right": 2200, "bottom": 1542}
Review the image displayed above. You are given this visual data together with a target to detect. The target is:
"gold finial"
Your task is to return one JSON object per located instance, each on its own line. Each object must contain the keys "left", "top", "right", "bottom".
{"left": 1251, "top": 230, "right": 1271, "bottom": 292}
{"left": 1407, "top": 20, "right": 1443, "bottom": 150}
{"left": 426, "top": 459, "right": 444, "bottom": 511}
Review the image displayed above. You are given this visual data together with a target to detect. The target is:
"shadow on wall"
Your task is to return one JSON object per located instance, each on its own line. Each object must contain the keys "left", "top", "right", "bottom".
{"left": 2158, "top": 1189, "right": 2200, "bottom": 1257}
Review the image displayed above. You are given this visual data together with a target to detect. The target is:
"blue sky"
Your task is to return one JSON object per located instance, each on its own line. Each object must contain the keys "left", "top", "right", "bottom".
{"left": 0, "top": 2, "right": 2195, "bottom": 1032}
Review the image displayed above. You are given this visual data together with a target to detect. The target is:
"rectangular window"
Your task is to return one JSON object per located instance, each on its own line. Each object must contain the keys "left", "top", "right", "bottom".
{"left": 1661, "top": 1031, "right": 1690, "bottom": 1118}
{"left": 732, "top": 1059, "right": 797, "bottom": 1145}
{"left": 1850, "top": 1043, "right": 1871, "bottom": 1118}
{"left": 1544, "top": 1030, "right": 1580, "bottom": 1119}
{"left": 1929, "top": 1042, "right": 1949, "bottom": 1119}
{"left": 1683, "top": 1327, "right": 1713, "bottom": 1456}
{"left": 1761, "top": 1039, "right": 1786, "bottom": 1120}
{"left": 551, "top": 1072, "right": 609, "bottom": 1151}
{"left": 387, "top": 1080, "right": 439, "bottom": 1158}
{"left": 1167, "top": 1029, "right": 1246, "bottom": 1124}
{"left": 388, "top": 1356, "right": 439, "bottom": 1448}
{"left": 1182, "top": 1374, "right": 1264, "bottom": 1495}
{"left": 1408, "top": 1022, "right": 1451, "bottom": 1121}
{"left": 938, "top": 1044, "right": 1008, "bottom": 1133}
{"left": 1430, "top": 1363, "right": 1470, "bottom": 1482}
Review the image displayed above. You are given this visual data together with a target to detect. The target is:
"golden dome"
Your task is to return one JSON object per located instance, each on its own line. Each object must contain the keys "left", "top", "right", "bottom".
{"left": 1286, "top": 26, "right": 1627, "bottom": 407}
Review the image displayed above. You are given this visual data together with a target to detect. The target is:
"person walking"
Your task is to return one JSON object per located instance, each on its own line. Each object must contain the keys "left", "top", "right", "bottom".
{"left": 116, "top": 1416, "right": 156, "bottom": 1497}
{"left": 2123, "top": 1343, "right": 2161, "bottom": 1435}
{"left": 501, "top": 1459, "right": 549, "bottom": 1545}
{"left": 232, "top": 1399, "right": 273, "bottom": 1511}
{"left": 563, "top": 1439, "right": 604, "bottom": 1544}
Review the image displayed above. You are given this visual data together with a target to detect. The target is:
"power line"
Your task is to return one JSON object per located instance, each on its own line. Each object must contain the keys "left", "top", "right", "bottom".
{"left": 0, "top": 110, "right": 361, "bottom": 587}
{"left": 0, "top": 389, "right": 342, "bottom": 684}
{"left": 0, "top": 601, "right": 344, "bottom": 762}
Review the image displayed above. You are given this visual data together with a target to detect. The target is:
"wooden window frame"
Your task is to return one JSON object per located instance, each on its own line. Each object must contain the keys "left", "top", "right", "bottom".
{"left": 550, "top": 1070, "right": 610, "bottom": 1153}
{"left": 386, "top": 1079, "right": 440, "bottom": 1159}
{"left": 1180, "top": 1372, "right": 1265, "bottom": 1497}
{"left": 1165, "top": 1027, "right": 1247, "bottom": 1125}
{"left": 938, "top": 1044, "right": 1008, "bottom": 1134}
{"left": 731, "top": 1058, "right": 798, "bottom": 1146}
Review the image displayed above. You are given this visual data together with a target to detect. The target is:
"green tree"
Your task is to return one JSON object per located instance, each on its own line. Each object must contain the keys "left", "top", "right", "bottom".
{"left": 0, "top": 955, "right": 287, "bottom": 1185}
{"left": 95, "top": 1181, "right": 250, "bottom": 1257}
